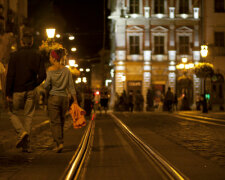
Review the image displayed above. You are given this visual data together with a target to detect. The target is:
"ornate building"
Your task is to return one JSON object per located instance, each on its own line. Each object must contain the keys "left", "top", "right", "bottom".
{"left": 109, "top": 0, "right": 201, "bottom": 109}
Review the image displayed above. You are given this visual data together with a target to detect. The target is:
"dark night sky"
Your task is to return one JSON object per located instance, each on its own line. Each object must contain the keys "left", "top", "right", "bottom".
{"left": 28, "top": 0, "right": 108, "bottom": 59}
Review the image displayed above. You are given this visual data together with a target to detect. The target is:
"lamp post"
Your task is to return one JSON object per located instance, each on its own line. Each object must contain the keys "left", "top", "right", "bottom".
{"left": 122, "top": 75, "right": 126, "bottom": 92}
{"left": 200, "top": 44, "right": 209, "bottom": 95}
{"left": 176, "top": 58, "right": 195, "bottom": 110}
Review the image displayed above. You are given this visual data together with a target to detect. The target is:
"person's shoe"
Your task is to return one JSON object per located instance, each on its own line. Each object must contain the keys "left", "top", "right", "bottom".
{"left": 16, "top": 132, "right": 29, "bottom": 148}
{"left": 22, "top": 148, "right": 32, "bottom": 153}
{"left": 53, "top": 144, "right": 63, "bottom": 153}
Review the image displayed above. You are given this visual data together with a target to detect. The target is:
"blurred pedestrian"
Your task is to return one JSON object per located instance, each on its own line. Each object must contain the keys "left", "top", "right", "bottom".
{"left": 165, "top": 87, "right": 174, "bottom": 112}
{"left": 5, "top": 28, "right": 46, "bottom": 152}
{"left": 43, "top": 49, "right": 78, "bottom": 153}
{"left": 135, "top": 90, "right": 144, "bottom": 111}
{"left": 201, "top": 94, "right": 208, "bottom": 113}
{"left": 100, "top": 91, "right": 109, "bottom": 114}
{"left": 0, "top": 61, "right": 6, "bottom": 111}
{"left": 128, "top": 90, "right": 134, "bottom": 112}
{"left": 84, "top": 88, "right": 94, "bottom": 117}
{"left": 173, "top": 93, "right": 178, "bottom": 111}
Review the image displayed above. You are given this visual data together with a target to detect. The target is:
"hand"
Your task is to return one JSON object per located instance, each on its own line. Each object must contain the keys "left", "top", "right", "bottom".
{"left": 6, "top": 96, "right": 13, "bottom": 102}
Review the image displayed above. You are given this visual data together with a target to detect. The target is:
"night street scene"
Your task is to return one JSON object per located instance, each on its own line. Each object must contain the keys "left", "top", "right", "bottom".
{"left": 0, "top": 0, "right": 225, "bottom": 179}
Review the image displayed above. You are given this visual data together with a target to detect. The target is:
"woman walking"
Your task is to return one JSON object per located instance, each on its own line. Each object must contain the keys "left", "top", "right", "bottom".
{"left": 43, "top": 49, "right": 77, "bottom": 153}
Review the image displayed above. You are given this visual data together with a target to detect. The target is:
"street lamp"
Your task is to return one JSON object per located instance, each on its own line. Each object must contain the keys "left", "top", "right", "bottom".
{"left": 46, "top": 28, "right": 55, "bottom": 39}
{"left": 69, "top": 35, "right": 75, "bottom": 40}
{"left": 200, "top": 44, "right": 208, "bottom": 58}
{"left": 69, "top": 59, "right": 76, "bottom": 67}
{"left": 71, "top": 47, "right": 77, "bottom": 52}
{"left": 122, "top": 75, "right": 126, "bottom": 91}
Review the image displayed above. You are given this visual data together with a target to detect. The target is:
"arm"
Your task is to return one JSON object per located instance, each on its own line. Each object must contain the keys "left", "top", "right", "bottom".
{"left": 6, "top": 54, "right": 15, "bottom": 97}
{"left": 68, "top": 71, "right": 77, "bottom": 104}
{"left": 35, "top": 53, "right": 46, "bottom": 87}
{"left": 42, "top": 71, "right": 51, "bottom": 91}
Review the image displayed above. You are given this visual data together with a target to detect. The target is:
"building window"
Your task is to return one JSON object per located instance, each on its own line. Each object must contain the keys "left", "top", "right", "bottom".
{"left": 179, "top": 36, "right": 189, "bottom": 54}
{"left": 179, "top": 0, "right": 189, "bottom": 14}
{"left": 215, "top": 32, "right": 224, "bottom": 47}
{"left": 130, "top": 0, "right": 139, "bottom": 14}
{"left": 154, "top": 0, "right": 164, "bottom": 14}
{"left": 129, "top": 36, "right": 140, "bottom": 54}
{"left": 215, "top": 0, "right": 225, "bottom": 12}
{"left": 154, "top": 36, "right": 164, "bottom": 54}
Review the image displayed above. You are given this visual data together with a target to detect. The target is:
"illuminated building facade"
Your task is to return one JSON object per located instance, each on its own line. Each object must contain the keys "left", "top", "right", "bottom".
{"left": 108, "top": 0, "right": 201, "bottom": 109}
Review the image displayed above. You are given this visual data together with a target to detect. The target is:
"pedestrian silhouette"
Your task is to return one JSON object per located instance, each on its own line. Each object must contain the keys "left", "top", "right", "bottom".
{"left": 6, "top": 27, "right": 46, "bottom": 152}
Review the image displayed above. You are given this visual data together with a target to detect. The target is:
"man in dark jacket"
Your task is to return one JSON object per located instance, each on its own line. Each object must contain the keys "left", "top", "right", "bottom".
{"left": 6, "top": 28, "right": 46, "bottom": 152}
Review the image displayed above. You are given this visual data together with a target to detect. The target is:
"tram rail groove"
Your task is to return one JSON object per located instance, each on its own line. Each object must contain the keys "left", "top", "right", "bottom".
{"left": 176, "top": 112, "right": 225, "bottom": 122}
{"left": 61, "top": 114, "right": 95, "bottom": 180}
{"left": 110, "top": 113, "right": 189, "bottom": 180}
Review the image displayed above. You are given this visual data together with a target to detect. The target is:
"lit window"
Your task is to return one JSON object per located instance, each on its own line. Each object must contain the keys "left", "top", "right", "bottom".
{"left": 129, "top": 36, "right": 140, "bottom": 54}
{"left": 179, "top": 36, "right": 189, "bottom": 54}
{"left": 179, "top": 0, "right": 189, "bottom": 14}
{"left": 154, "top": 36, "right": 164, "bottom": 54}
{"left": 215, "top": 0, "right": 225, "bottom": 12}
{"left": 130, "top": 0, "right": 139, "bottom": 14}
{"left": 154, "top": 0, "right": 164, "bottom": 14}
{"left": 215, "top": 32, "right": 225, "bottom": 47}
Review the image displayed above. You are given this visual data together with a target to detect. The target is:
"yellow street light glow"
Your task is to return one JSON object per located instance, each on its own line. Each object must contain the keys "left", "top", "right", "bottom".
{"left": 46, "top": 28, "right": 55, "bottom": 38}
{"left": 69, "top": 36, "right": 75, "bottom": 40}
{"left": 121, "top": 75, "right": 126, "bottom": 82}
{"left": 181, "top": 57, "right": 187, "bottom": 63}
{"left": 200, "top": 45, "right": 208, "bottom": 57}
{"left": 71, "top": 47, "right": 77, "bottom": 52}
{"left": 83, "top": 77, "right": 87, "bottom": 83}
{"left": 69, "top": 59, "right": 76, "bottom": 67}
{"left": 189, "top": 63, "right": 194, "bottom": 68}
{"left": 79, "top": 68, "right": 84, "bottom": 72}
{"left": 56, "top": 34, "right": 61, "bottom": 38}
{"left": 185, "top": 64, "right": 190, "bottom": 69}
{"left": 86, "top": 68, "right": 90, "bottom": 72}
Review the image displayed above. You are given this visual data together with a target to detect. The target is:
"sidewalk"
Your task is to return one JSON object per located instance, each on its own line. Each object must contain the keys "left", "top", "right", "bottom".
{"left": 0, "top": 109, "right": 50, "bottom": 152}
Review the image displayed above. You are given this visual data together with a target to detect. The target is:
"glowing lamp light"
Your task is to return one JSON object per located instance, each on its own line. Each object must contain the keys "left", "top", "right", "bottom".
{"left": 56, "top": 34, "right": 61, "bottom": 38}
{"left": 182, "top": 57, "right": 188, "bottom": 63}
{"left": 121, "top": 75, "right": 126, "bottom": 82}
{"left": 71, "top": 47, "right": 77, "bottom": 52}
{"left": 69, "top": 36, "right": 75, "bottom": 40}
{"left": 83, "top": 77, "right": 87, "bottom": 83}
{"left": 200, "top": 45, "right": 208, "bottom": 57}
{"left": 77, "top": 78, "right": 81, "bottom": 83}
{"left": 79, "top": 68, "right": 84, "bottom": 72}
{"left": 86, "top": 68, "right": 90, "bottom": 72}
{"left": 95, "top": 91, "right": 100, "bottom": 95}
{"left": 75, "top": 64, "right": 78, "bottom": 67}
{"left": 69, "top": 59, "right": 76, "bottom": 67}
{"left": 46, "top": 28, "right": 55, "bottom": 38}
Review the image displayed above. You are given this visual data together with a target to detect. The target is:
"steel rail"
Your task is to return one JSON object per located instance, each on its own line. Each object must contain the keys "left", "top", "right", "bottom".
{"left": 61, "top": 115, "right": 95, "bottom": 180}
{"left": 176, "top": 112, "right": 225, "bottom": 122}
{"left": 173, "top": 114, "right": 225, "bottom": 127}
{"left": 110, "top": 113, "right": 188, "bottom": 180}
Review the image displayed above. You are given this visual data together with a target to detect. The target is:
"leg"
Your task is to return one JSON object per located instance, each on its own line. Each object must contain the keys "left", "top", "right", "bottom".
{"left": 23, "top": 90, "right": 36, "bottom": 151}
{"left": 10, "top": 92, "right": 26, "bottom": 136}
{"left": 48, "top": 95, "right": 61, "bottom": 146}
{"left": 24, "top": 89, "right": 36, "bottom": 135}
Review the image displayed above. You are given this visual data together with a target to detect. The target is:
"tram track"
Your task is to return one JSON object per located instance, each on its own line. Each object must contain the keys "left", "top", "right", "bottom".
{"left": 173, "top": 112, "right": 225, "bottom": 127}
{"left": 62, "top": 112, "right": 189, "bottom": 180}
{"left": 110, "top": 113, "right": 188, "bottom": 180}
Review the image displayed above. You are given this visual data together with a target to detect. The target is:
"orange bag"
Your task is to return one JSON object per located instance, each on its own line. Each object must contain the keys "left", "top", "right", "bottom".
{"left": 69, "top": 103, "right": 86, "bottom": 129}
